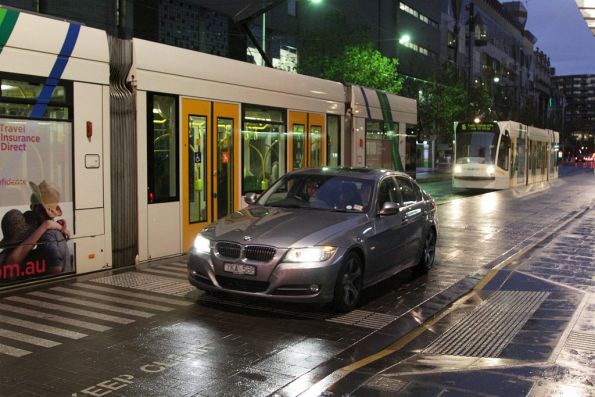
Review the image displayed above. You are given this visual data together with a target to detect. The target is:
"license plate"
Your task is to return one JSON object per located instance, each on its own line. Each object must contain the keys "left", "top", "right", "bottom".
{"left": 223, "top": 263, "right": 256, "bottom": 276}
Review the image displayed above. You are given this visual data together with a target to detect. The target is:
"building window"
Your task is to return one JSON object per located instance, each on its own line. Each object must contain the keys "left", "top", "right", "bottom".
{"left": 147, "top": 93, "right": 179, "bottom": 203}
{"left": 399, "top": 3, "right": 438, "bottom": 28}
{"left": 400, "top": 40, "right": 436, "bottom": 58}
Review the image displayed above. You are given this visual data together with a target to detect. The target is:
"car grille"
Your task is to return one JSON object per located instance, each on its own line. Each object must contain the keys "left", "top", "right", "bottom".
{"left": 215, "top": 242, "right": 276, "bottom": 262}
{"left": 215, "top": 242, "right": 241, "bottom": 259}
{"left": 245, "top": 245, "right": 276, "bottom": 262}
{"left": 216, "top": 276, "right": 269, "bottom": 293}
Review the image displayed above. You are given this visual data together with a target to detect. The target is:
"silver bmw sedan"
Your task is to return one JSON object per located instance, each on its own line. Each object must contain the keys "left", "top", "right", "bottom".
{"left": 188, "top": 167, "right": 438, "bottom": 312}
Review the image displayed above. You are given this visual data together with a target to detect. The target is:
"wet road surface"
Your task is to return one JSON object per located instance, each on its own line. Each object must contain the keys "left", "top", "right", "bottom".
{"left": 0, "top": 165, "right": 592, "bottom": 396}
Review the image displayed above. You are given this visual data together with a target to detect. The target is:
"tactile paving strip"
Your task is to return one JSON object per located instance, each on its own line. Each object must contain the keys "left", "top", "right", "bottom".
{"left": 424, "top": 290, "right": 549, "bottom": 357}
{"left": 92, "top": 272, "right": 195, "bottom": 297}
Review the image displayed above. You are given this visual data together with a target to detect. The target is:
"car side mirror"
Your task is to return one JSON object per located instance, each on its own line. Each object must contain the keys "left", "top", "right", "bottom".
{"left": 379, "top": 202, "right": 400, "bottom": 216}
{"left": 244, "top": 192, "right": 258, "bottom": 205}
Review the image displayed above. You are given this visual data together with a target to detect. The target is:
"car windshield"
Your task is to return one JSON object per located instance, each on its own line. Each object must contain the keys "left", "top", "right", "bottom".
{"left": 258, "top": 173, "right": 374, "bottom": 212}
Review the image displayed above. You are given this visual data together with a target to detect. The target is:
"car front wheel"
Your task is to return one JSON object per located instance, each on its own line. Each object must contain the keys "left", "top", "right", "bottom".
{"left": 332, "top": 252, "right": 363, "bottom": 313}
{"left": 415, "top": 229, "right": 436, "bottom": 274}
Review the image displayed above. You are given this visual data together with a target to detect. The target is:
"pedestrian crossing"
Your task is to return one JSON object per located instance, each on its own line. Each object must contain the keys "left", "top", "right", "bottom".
{"left": 0, "top": 261, "right": 194, "bottom": 358}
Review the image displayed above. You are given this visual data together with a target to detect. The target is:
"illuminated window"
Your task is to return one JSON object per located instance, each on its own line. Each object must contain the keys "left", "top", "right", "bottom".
{"left": 0, "top": 74, "right": 72, "bottom": 120}
{"left": 242, "top": 105, "right": 287, "bottom": 193}
{"left": 147, "top": 93, "right": 179, "bottom": 203}
{"left": 399, "top": 3, "right": 438, "bottom": 28}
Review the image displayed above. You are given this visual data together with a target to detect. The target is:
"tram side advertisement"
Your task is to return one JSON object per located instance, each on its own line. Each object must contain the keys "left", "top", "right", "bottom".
{"left": 0, "top": 118, "right": 74, "bottom": 286}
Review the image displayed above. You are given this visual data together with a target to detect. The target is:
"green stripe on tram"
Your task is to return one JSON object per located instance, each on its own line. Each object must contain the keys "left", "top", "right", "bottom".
{"left": 376, "top": 90, "right": 404, "bottom": 172}
{"left": 0, "top": 8, "right": 19, "bottom": 53}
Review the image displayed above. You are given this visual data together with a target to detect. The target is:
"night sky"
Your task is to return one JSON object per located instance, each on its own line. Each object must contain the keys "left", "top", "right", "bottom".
{"left": 524, "top": 0, "right": 595, "bottom": 76}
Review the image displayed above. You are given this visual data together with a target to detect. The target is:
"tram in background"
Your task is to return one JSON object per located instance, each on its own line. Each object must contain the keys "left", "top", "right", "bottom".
{"left": 453, "top": 121, "right": 559, "bottom": 190}
{"left": 0, "top": 6, "right": 417, "bottom": 284}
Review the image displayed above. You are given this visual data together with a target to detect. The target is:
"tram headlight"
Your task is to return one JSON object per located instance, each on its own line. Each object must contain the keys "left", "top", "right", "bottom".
{"left": 454, "top": 165, "right": 462, "bottom": 174}
{"left": 487, "top": 165, "right": 495, "bottom": 176}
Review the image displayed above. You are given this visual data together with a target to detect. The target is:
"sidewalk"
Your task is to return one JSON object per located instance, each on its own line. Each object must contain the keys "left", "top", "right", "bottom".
{"left": 338, "top": 201, "right": 595, "bottom": 396}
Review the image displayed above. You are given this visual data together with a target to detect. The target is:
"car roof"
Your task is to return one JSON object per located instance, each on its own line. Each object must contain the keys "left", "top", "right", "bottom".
{"left": 289, "top": 167, "right": 413, "bottom": 181}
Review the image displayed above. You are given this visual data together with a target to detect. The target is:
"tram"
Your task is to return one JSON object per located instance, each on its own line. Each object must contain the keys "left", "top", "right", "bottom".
{"left": 453, "top": 121, "right": 559, "bottom": 190}
{"left": 0, "top": 6, "right": 417, "bottom": 285}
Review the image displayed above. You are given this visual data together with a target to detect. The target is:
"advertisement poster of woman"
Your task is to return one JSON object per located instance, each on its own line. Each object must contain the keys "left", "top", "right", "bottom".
{"left": 0, "top": 118, "right": 74, "bottom": 285}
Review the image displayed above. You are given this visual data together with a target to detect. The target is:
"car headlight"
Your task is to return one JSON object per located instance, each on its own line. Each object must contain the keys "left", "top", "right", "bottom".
{"left": 487, "top": 165, "right": 495, "bottom": 175}
{"left": 193, "top": 234, "right": 211, "bottom": 254}
{"left": 454, "top": 165, "right": 462, "bottom": 173}
{"left": 284, "top": 246, "right": 337, "bottom": 263}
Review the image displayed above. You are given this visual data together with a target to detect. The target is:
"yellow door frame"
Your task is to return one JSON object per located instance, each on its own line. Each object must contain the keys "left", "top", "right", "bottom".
{"left": 181, "top": 98, "right": 239, "bottom": 252}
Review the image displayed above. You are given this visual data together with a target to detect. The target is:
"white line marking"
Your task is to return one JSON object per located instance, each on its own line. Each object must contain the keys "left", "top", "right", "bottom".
{"left": 28, "top": 291, "right": 154, "bottom": 318}
{"left": 0, "top": 316, "right": 86, "bottom": 339}
{"left": 0, "top": 327, "right": 60, "bottom": 347}
{"left": 0, "top": 303, "right": 111, "bottom": 332}
{"left": 0, "top": 342, "right": 31, "bottom": 357}
{"left": 6, "top": 296, "right": 135, "bottom": 324}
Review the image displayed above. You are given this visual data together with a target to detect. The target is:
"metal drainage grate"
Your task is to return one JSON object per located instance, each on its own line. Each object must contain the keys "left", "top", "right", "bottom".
{"left": 93, "top": 272, "right": 195, "bottom": 297}
{"left": 327, "top": 310, "right": 398, "bottom": 330}
{"left": 425, "top": 290, "right": 549, "bottom": 357}
{"left": 565, "top": 331, "right": 595, "bottom": 352}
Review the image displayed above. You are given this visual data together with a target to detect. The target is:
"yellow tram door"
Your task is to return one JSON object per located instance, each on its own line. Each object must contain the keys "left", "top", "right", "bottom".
{"left": 181, "top": 99, "right": 239, "bottom": 252}
{"left": 288, "top": 111, "right": 326, "bottom": 171}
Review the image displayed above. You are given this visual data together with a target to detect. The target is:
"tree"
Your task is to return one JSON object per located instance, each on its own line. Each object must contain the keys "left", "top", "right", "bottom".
{"left": 415, "top": 65, "right": 467, "bottom": 143}
{"left": 297, "top": 13, "right": 402, "bottom": 93}
{"left": 320, "top": 42, "right": 403, "bottom": 93}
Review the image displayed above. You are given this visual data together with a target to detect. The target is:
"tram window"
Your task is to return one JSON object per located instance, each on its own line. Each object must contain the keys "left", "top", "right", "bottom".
{"left": 0, "top": 74, "right": 72, "bottom": 121}
{"left": 241, "top": 105, "right": 287, "bottom": 194}
{"left": 189, "top": 115, "right": 207, "bottom": 222}
{"left": 497, "top": 133, "right": 510, "bottom": 170}
{"left": 310, "top": 125, "right": 322, "bottom": 167}
{"left": 147, "top": 93, "right": 179, "bottom": 203}
{"left": 327, "top": 114, "right": 340, "bottom": 167}
{"left": 292, "top": 123, "right": 305, "bottom": 169}
{"left": 365, "top": 119, "right": 384, "bottom": 168}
